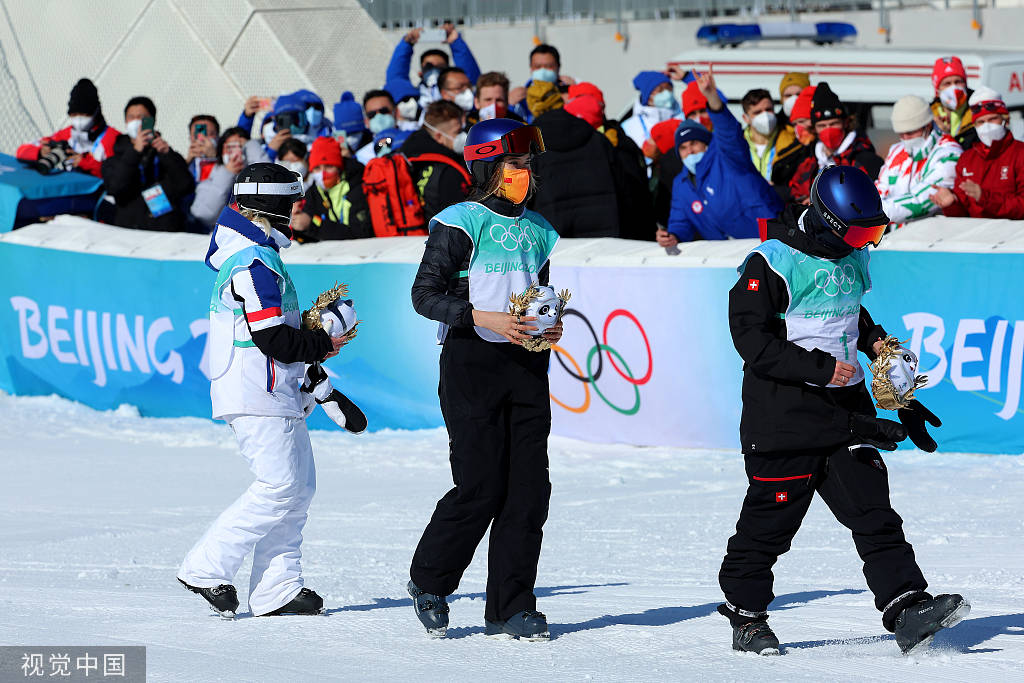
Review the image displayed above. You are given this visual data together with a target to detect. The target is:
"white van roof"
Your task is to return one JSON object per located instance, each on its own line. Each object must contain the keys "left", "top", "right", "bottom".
{"left": 667, "top": 47, "right": 1024, "bottom": 107}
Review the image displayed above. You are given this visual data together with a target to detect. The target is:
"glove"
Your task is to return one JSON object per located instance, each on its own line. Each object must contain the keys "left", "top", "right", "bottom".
{"left": 849, "top": 412, "right": 908, "bottom": 452}
{"left": 300, "top": 363, "right": 368, "bottom": 434}
{"left": 300, "top": 390, "right": 316, "bottom": 418}
{"left": 897, "top": 400, "right": 942, "bottom": 453}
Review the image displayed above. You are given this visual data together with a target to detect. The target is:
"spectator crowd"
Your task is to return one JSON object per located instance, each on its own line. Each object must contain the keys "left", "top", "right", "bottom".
{"left": 13, "top": 25, "right": 1024, "bottom": 244}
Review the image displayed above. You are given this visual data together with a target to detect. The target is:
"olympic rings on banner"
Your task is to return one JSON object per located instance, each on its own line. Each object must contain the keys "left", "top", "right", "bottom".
{"left": 549, "top": 308, "right": 652, "bottom": 415}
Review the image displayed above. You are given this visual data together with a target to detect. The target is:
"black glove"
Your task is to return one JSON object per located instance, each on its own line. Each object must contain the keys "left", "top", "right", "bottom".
{"left": 897, "top": 400, "right": 942, "bottom": 453}
{"left": 849, "top": 413, "right": 908, "bottom": 451}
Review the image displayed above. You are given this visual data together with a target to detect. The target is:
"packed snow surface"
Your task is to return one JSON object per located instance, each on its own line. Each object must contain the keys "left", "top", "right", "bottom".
{"left": 1, "top": 392, "right": 1023, "bottom": 682}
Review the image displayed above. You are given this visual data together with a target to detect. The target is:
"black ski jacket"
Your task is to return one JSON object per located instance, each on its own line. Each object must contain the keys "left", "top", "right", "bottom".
{"left": 731, "top": 204, "right": 888, "bottom": 453}
{"left": 411, "top": 195, "right": 549, "bottom": 328}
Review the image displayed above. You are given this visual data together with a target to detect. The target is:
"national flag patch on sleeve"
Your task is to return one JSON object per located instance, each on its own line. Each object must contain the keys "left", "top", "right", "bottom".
{"left": 747, "top": 278, "right": 760, "bottom": 291}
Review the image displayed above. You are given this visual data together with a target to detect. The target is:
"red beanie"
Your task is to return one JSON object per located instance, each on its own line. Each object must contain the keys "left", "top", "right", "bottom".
{"left": 308, "top": 136, "right": 342, "bottom": 168}
{"left": 789, "top": 85, "right": 816, "bottom": 122}
{"left": 565, "top": 95, "right": 603, "bottom": 129}
{"left": 568, "top": 82, "right": 605, "bottom": 106}
{"left": 650, "top": 118, "right": 680, "bottom": 155}
{"left": 682, "top": 81, "right": 708, "bottom": 118}
{"left": 932, "top": 56, "right": 966, "bottom": 91}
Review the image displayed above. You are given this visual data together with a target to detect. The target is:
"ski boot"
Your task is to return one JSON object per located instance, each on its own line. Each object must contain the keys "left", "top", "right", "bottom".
{"left": 485, "top": 610, "right": 550, "bottom": 642}
{"left": 177, "top": 578, "right": 238, "bottom": 619}
{"left": 891, "top": 593, "right": 970, "bottom": 654}
{"left": 408, "top": 580, "right": 449, "bottom": 637}
{"left": 732, "top": 619, "right": 781, "bottom": 656}
{"left": 260, "top": 588, "right": 324, "bottom": 616}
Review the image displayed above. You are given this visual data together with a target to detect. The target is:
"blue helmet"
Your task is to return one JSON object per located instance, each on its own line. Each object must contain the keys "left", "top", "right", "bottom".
{"left": 810, "top": 165, "right": 889, "bottom": 249}
{"left": 463, "top": 118, "right": 545, "bottom": 172}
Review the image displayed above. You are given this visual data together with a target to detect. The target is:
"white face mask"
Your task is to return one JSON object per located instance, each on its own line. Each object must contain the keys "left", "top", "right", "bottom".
{"left": 976, "top": 121, "right": 1008, "bottom": 146}
{"left": 902, "top": 132, "right": 929, "bottom": 156}
{"left": 453, "top": 88, "right": 475, "bottom": 112}
{"left": 396, "top": 97, "right": 419, "bottom": 121}
{"left": 69, "top": 115, "right": 93, "bottom": 132}
{"left": 424, "top": 121, "right": 465, "bottom": 153}
{"left": 310, "top": 170, "right": 324, "bottom": 190}
{"left": 651, "top": 89, "right": 676, "bottom": 111}
{"left": 938, "top": 85, "right": 967, "bottom": 111}
{"left": 750, "top": 110, "right": 777, "bottom": 136}
{"left": 124, "top": 119, "right": 142, "bottom": 139}
{"left": 346, "top": 133, "right": 363, "bottom": 151}
{"left": 783, "top": 95, "right": 798, "bottom": 118}
{"left": 281, "top": 160, "right": 307, "bottom": 178}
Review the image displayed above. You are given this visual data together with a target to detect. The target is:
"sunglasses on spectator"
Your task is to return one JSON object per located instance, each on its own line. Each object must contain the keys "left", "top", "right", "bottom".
{"left": 366, "top": 107, "right": 393, "bottom": 119}
{"left": 969, "top": 100, "right": 1007, "bottom": 116}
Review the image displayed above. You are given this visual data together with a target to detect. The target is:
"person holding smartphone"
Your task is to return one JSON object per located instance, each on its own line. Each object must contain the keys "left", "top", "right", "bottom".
{"left": 101, "top": 96, "right": 195, "bottom": 231}
{"left": 186, "top": 114, "right": 221, "bottom": 183}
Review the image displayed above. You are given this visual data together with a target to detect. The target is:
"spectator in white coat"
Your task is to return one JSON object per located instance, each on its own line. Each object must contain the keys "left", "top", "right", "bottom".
{"left": 622, "top": 71, "right": 679, "bottom": 151}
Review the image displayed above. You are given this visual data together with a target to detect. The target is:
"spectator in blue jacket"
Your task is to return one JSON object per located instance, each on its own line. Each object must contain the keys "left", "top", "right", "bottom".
{"left": 386, "top": 22, "right": 481, "bottom": 109}
{"left": 293, "top": 89, "right": 333, "bottom": 138}
{"left": 656, "top": 68, "right": 783, "bottom": 246}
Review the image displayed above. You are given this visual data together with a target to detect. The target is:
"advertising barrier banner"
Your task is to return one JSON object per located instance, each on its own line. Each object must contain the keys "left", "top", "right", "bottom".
{"left": 1, "top": 224, "right": 1021, "bottom": 453}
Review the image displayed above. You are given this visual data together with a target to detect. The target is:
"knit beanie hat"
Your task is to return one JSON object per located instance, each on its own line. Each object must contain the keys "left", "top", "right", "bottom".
{"left": 682, "top": 81, "right": 708, "bottom": 118}
{"left": 633, "top": 71, "right": 671, "bottom": 106}
{"left": 569, "top": 82, "right": 605, "bottom": 106}
{"left": 308, "top": 136, "right": 343, "bottom": 168}
{"left": 527, "top": 80, "right": 563, "bottom": 118}
{"left": 565, "top": 95, "right": 603, "bottom": 129}
{"left": 932, "top": 56, "right": 967, "bottom": 90}
{"left": 779, "top": 72, "right": 810, "bottom": 100}
{"left": 811, "top": 82, "right": 846, "bottom": 123}
{"left": 790, "top": 85, "right": 816, "bottom": 122}
{"left": 68, "top": 78, "right": 100, "bottom": 115}
{"left": 890, "top": 95, "right": 933, "bottom": 133}
{"left": 333, "top": 91, "right": 366, "bottom": 134}
{"left": 675, "top": 118, "right": 712, "bottom": 151}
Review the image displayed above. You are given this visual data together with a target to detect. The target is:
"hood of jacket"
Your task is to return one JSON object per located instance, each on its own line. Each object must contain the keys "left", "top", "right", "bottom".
{"left": 205, "top": 205, "right": 291, "bottom": 272}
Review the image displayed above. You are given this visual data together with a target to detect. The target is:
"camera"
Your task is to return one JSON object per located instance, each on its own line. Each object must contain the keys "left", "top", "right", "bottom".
{"left": 32, "top": 139, "right": 71, "bottom": 175}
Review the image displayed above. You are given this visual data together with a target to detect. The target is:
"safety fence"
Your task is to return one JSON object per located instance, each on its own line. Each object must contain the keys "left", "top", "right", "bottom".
{"left": 1, "top": 214, "right": 1021, "bottom": 454}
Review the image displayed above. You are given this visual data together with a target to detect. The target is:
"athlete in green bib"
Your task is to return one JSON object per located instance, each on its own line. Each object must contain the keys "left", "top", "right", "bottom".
{"left": 406, "top": 119, "right": 561, "bottom": 642}
{"left": 717, "top": 166, "right": 967, "bottom": 656}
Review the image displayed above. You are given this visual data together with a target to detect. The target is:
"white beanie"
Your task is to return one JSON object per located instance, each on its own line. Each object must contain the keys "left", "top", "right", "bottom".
{"left": 968, "top": 85, "right": 1003, "bottom": 108}
{"left": 890, "top": 95, "right": 933, "bottom": 133}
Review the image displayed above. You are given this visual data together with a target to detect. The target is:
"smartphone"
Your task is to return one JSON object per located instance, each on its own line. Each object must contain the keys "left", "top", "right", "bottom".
{"left": 194, "top": 122, "right": 207, "bottom": 137}
{"left": 419, "top": 27, "right": 447, "bottom": 42}
{"left": 141, "top": 116, "right": 155, "bottom": 132}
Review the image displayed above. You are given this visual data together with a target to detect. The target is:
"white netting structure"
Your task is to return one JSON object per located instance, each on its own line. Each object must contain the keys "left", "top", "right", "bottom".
{"left": 0, "top": 34, "right": 42, "bottom": 154}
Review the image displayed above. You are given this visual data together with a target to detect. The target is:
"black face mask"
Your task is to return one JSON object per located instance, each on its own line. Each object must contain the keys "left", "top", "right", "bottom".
{"left": 804, "top": 208, "right": 854, "bottom": 259}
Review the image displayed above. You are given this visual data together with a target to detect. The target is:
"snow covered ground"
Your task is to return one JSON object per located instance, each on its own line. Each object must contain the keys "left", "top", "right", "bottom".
{"left": 1, "top": 392, "right": 1023, "bottom": 682}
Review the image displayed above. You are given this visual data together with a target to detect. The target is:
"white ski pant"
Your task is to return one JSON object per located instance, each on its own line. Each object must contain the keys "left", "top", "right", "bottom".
{"left": 179, "top": 415, "right": 316, "bottom": 616}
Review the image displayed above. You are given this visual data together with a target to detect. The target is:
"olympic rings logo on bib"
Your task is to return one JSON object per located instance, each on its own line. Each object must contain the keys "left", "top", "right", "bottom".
{"left": 489, "top": 222, "right": 537, "bottom": 252}
{"left": 814, "top": 264, "right": 856, "bottom": 297}
{"left": 548, "top": 308, "right": 652, "bottom": 416}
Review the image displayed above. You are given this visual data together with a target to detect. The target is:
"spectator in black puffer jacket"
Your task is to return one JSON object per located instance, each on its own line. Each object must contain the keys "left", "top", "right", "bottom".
{"left": 527, "top": 81, "right": 620, "bottom": 238}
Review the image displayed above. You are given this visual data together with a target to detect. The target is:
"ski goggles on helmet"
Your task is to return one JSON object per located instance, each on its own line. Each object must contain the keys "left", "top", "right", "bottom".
{"left": 969, "top": 99, "right": 1008, "bottom": 117}
{"left": 842, "top": 221, "right": 888, "bottom": 249}
{"left": 463, "top": 125, "right": 545, "bottom": 162}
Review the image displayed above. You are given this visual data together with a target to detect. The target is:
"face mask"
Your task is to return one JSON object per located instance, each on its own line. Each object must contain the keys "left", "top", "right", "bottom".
{"left": 305, "top": 106, "right": 323, "bottom": 129}
{"left": 452, "top": 131, "right": 467, "bottom": 155}
{"left": 976, "top": 121, "right": 1008, "bottom": 146}
{"left": 818, "top": 126, "right": 845, "bottom": 151}
{"left": 695, "top": 113, "right": 712, "bottom": 130}
{"left": 125, "top": 119, "right": 142, "bottom": 139}
{"left": 499, "top": 167, "right": 531, "bottom": 204}
{"left": 368, "top": 112, "right": 395, "bottom": 134}
{"left": 396, "top": 97, "right": 419, "bottom": 121}
{"left": 69, "top": 115, "right": 93, "bottom": 132}
{"left": 651, "top": 89, "right": 676, "bottom": 111}
{"left": 938, "top": 85, "right": 967, "bottom": 111}
{"left": 281, "top": 160, "right": 307, "bottom": 178}
{"left": 751, "top": 111, "right": 777, "bottom": 136}
{"left": 794, "top": 123, "right": 814, "bottom": 146}
{"left": 479, "top": 102, "right": 507, "bottom": 121}
{"left": 453, "top": 88, "right": 475, "bottom": 112}
{"left": 783, "top": 95, "right": 798, "bottom": 118}
{"left": 312, "top": 167, "right": 340, "bottom": 190}
{"left": 346, "top": 133, "right": 363, "bottom": 151}
{"left": 421, "top": 67, "right": 441, "bottom": 89}
{"left": 531, "top": 68, "right": 557, "bottom": 84}
{"left": 682, "top": 151, "right": 705, "bottom": 175}
{"left": 902, "top": 133, "right": 929, "bottom": 157}
{"left": 221, "top": 145, "right": 245, "bottom": 166}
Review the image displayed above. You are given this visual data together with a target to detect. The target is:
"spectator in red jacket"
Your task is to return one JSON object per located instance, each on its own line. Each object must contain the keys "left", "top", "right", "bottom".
{"left": 16, "top": 78, "right": 119, "bottom": 178}
{"left": 932, "top": 88, "right": 1024, "bottom": 220}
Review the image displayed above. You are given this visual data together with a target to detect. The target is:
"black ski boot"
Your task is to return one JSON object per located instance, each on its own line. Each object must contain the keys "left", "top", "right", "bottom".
{"left": 260, "top": 588, "right": 324, "bottom": 616}
{"left": 732, "top": 619, "right": 781, "bottom": 656}
{"left": 485, "top": 610, "right": 550, "bottom": 641}
{"left": 177, "top": 578, "right": 238, "bottom": 619}
{"left": 891, "top": 593, "right": 970, "bottom": 654}
{"left": 407, "top": 580, "right": 449, "bottom": 637}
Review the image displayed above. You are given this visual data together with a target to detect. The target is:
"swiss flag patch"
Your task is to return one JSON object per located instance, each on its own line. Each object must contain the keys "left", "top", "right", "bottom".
{"left": 776, "top": 491, "right": 788, "bottom": 502}
{"left": 747, "top": 279, "right": 760, "bottom": 291}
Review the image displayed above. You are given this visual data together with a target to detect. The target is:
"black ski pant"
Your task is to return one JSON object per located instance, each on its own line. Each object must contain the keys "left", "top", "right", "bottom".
{"left": 719, "top": 444, "right": 927, "bottom": 621}
{"left": 410, "top": 329, "right": 552, "bottom": 622}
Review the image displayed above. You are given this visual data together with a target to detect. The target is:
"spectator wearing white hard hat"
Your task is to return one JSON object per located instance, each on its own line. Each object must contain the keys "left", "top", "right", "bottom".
{"left": 876, "top": 95, "right": 961, "bottom": 226}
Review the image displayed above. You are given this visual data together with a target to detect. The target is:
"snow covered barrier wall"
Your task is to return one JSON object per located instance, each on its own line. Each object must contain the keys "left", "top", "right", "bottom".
{"left": 0, "top": 215, "right": 1022, "bottom": 453}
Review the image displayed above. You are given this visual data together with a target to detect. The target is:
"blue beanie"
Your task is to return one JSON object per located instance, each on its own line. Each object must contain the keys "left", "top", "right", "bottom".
{"left": 272, "top": 92, "right": 304, "bottom": 116}
{"left": 633, "top": 71, "right": 671, "bottom": 106}
{"left": 674, "top": 119, "right": 712, "bottom": 152}
{"left": 333, "top": 91, "right": 366, "bottom": 134}
{"left": 385, "top": 79, "right": 420, "bottom": 103}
